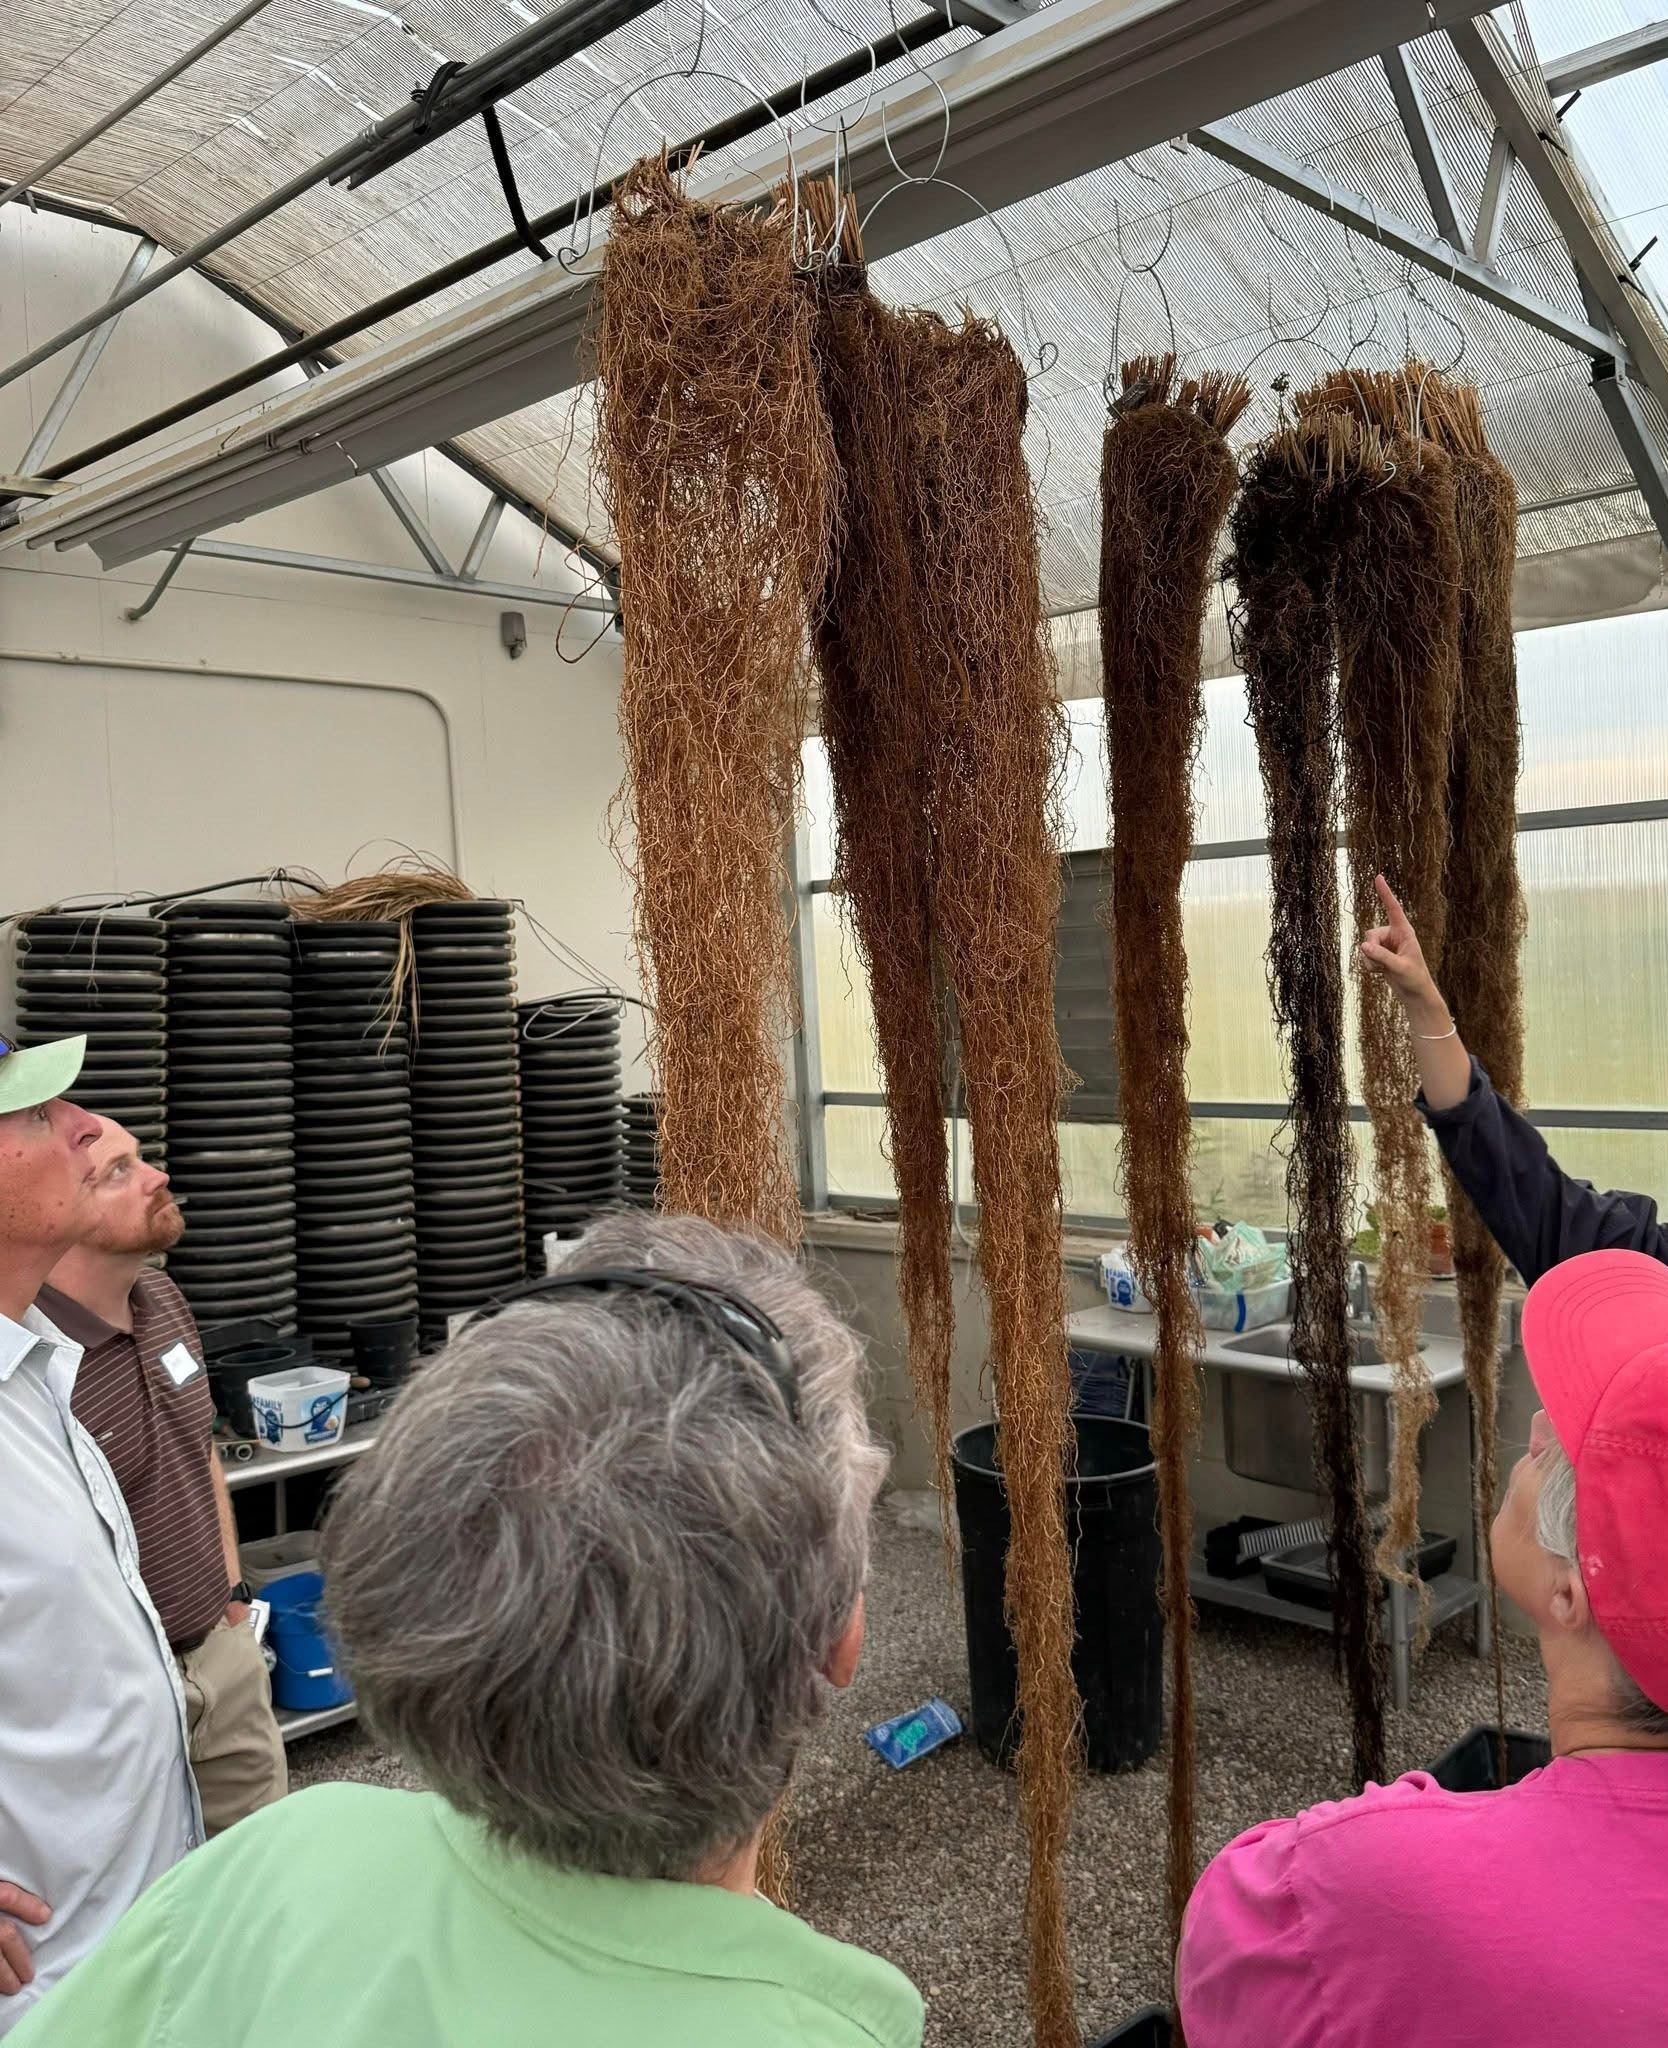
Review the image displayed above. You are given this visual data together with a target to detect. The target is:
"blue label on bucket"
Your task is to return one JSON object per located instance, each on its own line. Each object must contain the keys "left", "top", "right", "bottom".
{"left": 865, "top": 1698, "right": 962, "bottom": 1769}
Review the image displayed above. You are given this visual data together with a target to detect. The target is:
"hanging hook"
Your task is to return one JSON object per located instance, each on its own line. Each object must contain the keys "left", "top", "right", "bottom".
{"left": 1102, "top": 157, "right": 1180, "bottom": 389}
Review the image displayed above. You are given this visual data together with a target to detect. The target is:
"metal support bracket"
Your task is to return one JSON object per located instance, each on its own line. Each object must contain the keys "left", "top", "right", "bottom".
{"left": 1473, "top": 128, "right": 1515, "bottom": 268}
{"left": 1451, "top": 14, "right": 1668, "bottom": 416}
{"left": 1381, "top": 46, "right": 1468, "bottom": 252}
{"left": 19, "top": 238, "right": 160, "bottom": 476}
{"left": 1592, "top": 361, "right": 1668, "bottom": 548}
{"left": 369, "top": 468, "right": 454, "bottom": 577}
{"left": 461, "top": 496, "right": 505, "bottom": 579}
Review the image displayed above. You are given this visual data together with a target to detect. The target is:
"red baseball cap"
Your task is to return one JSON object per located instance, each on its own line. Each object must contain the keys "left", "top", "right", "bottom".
{"left": 1521, "top": 1249, "right": 1668, "bottom": 1710}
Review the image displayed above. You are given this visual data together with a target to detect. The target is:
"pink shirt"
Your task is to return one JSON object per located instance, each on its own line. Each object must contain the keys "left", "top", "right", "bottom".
{"left": 1179, "top": 1752, "right": 1668, "bottom": 2047}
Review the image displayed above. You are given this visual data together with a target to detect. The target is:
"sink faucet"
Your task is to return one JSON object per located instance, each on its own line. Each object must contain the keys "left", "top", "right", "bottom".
{"left": 1347, "top": 1259, "right": 1372, "bottom": 1325}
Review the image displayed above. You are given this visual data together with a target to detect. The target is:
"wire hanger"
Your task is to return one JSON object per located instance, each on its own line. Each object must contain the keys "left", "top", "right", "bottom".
{"left": 553, "top": 0, "right": 809, "bottom": 273}
{"left": 1102, "top": 156, "right": 1180, "bottom": 406}
{"left": 854, "top": 0, "right": 1056, "bottom": 377}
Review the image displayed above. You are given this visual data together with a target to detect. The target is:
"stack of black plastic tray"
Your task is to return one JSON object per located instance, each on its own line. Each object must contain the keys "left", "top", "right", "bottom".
{"left": 291, "top": 920, "right": 417, "bottom": 1365}
{"left": 409, "top": 901, "right": 524, "bottom": 1345}
{"left": 12, "top": 912, "right": 169, "bottom": 1156}
{"left": 622, "top": 1093, "right": 662, "bottom": 1209}
{"left": 517, "top": 996, "right": 623, "bottom": 1271}
{"left": 163, "top": 900, "right": 297, "bottom": 1333}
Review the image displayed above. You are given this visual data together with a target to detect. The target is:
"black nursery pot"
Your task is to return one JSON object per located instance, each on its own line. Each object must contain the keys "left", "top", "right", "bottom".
{"left": 952, "top": 1416, "right": 1162, "bottom": 1775}
{"left": 1427, "top": 1725, "right": 1552, "bottom": 1791}
{"left": 1088, "top": 2007, "right": 1171, "bottom": 2048}
{"left": 348, "top": 1316, "right": 420, "bottom": 1386}
{"left": 208, "top": 1338, "right": 313, "bottom": 1439}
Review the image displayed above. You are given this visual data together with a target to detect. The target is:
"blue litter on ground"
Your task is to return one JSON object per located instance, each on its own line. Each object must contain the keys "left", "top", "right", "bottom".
{"left": 865, "top": 1697, "right": 962, "bottom": 1769}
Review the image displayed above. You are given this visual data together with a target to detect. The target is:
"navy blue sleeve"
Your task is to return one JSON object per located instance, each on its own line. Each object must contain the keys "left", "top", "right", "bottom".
{"left": 1420, "top": 1058, "right": 1668, "bottom": 1287}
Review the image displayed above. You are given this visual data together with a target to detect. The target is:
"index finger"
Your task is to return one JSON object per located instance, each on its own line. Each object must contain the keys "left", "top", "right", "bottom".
{"left": 0, "top": 1888, "right": 49, "bottom": 1927}
{"left": 1373, "top": 874, "right": 1411, "bottom": 934}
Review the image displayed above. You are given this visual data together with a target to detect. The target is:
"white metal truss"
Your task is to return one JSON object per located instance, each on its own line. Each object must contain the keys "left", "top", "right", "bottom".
{"left": 6, "top": 0, "right": 1668, "bottom": 571}
{"left": 2, "top": 0, "right": 1493, "bottom": 567}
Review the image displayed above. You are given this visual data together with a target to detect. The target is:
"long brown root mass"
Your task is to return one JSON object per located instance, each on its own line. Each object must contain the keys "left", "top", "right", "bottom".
{"left": 1229, "top": 412, "right": 1390, "bottom": 1790}
{"left": 1100, "top": 354, "right": 1249, "bottom": 1941}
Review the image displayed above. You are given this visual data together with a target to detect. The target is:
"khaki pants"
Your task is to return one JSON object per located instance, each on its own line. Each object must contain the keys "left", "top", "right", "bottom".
{"left": 177, "top": 1618, "right": 289, "bottom": 1837}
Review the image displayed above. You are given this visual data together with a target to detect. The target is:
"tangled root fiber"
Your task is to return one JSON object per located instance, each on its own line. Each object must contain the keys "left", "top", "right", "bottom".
{"left": 904, "top": 309, "right": 1080, "bottom": 2048}
{"left": 1229, "top": 414, "right": 1390, "bottom": 1790}
{"left": 598, "top": 155, "right": 835, "bottom": 1251}
{"left": 805, "top": 185, "right": 957, "bottom": 1520}
{"left": 1424, "top": 372, "right": 1524, "bottom": 1743}
{"left": 1299, "top": 379, "right": 1460, "bottom": 1591}
{"left": 1100, "top": 355, "right": 1249, "bottom": 1932}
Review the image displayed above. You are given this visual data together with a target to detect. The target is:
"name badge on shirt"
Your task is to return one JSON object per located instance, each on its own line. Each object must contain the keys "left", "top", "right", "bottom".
{"left": 159, "top": 1342, "right": 203, "bottom": 1388}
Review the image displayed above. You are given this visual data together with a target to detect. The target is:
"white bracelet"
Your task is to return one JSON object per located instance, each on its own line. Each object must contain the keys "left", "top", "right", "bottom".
{"left": 1415, "top": 1021, "right": 1459, "bottom": 1042}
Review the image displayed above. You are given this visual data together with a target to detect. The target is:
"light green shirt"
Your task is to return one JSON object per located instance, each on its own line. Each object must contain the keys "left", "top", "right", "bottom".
{"left": 10, "top": 1783, "right": 924, "bottom": 2048}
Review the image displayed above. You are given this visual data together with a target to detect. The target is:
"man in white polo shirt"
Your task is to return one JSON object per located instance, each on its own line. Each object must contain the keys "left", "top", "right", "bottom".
{"left": 0, "top": 1032, "right": 201, "bottom": 2032}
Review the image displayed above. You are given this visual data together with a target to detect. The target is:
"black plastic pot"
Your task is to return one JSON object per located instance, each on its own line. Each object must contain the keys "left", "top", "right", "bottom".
{"left": 1428, "top": 1725, "right": 1552, "bottom": 1792}
{"left": 209, "top": 1337, "right": 314, "bottom": 1439}
{"left": 952, "top": 1417, "right": 1161, "bottom": 1774}
{"left": 349, "top": 1316, "right": 419, "bottom": 1385}
{"left": 1089, "top": 2005, "right": 1170, "bottom": 2046}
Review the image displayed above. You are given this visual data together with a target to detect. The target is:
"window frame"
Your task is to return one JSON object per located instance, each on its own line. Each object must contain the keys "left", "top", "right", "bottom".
{"left": 791, "top": 796, "right": 1668, "bottom": 1219}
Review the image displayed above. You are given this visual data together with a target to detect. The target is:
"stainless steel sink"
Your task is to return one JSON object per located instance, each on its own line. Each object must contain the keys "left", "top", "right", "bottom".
{"left": 1217, "top": 1325, "right": 1426, "bottom": 1491}
{"left": 1221, "top": 1324, "right": 1426, "bottom": 1371}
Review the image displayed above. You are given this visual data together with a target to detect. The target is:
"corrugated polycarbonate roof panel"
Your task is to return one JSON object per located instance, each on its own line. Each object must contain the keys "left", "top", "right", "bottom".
{"left": 0, "top": 0, "right": 1664, "bottom": 600}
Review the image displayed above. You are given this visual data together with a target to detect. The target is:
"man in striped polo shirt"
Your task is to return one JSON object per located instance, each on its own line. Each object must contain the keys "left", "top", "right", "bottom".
{"left": 38, "top": 1119, "right": 287, "bottom": 1838}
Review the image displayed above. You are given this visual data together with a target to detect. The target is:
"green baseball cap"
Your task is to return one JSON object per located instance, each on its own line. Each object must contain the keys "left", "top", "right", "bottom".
{"left": 0, "top": 1033, "right": 87, "bottom": 1115}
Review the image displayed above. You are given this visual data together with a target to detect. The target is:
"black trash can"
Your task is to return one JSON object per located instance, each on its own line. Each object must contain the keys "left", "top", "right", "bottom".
{"left": 1428, "top": 1725, "right": 1551, "bottom": 1791}
{"left": 952, "top": 1416, "right": 1161, "bottom": 1774}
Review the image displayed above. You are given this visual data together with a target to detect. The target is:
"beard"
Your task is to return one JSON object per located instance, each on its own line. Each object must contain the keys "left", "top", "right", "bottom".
{"left": 94, "top": 1198, "right": 185, "bottom": 1257}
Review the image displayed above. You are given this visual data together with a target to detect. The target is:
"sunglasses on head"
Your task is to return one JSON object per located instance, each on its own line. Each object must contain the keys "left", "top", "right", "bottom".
{"left": 464, "top": 1265, "right": 800, "bottom": 1425}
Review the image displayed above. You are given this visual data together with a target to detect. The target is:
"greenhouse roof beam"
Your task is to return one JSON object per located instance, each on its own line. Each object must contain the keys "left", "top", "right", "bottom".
{"left": 1189, "top": 122, "right": 1621, "bottom": 361}
{"left": 1542, "top": 19, "right": 1668, "bottom": 98}
{"left": 1451, "top": 13, "right": 1668, "bottom": 416}
{"left": 1382, "top": 44, "right": 1469, "bottom": 251}
{"left": 3, "top": 0, "right": 1498, "bottom": 565}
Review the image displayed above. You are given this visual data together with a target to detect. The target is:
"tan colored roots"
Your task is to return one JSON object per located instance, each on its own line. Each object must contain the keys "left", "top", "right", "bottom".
{"left": 598, "top": 156, "right": 835, "bottom": 1250}
{"left": 1229, "top": 415, "right": 1390, "bottom": 1790}
{"left": 1301, "top": 378, "right": 1459, "bottom": 1591}
{"left": 808, "top": 215, "right": 956, "bottom": 1519}
{"left": 1425, "top": 375, "right": 1523, "bottom": 1740}
{"left": 905, "top": 315, "right": 1079, "bottom": 2048}
{"left": 1100, "top": 355, "right": 1249, "bottom": 1936}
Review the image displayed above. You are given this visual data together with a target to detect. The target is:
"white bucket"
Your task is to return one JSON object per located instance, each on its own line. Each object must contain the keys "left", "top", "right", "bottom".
{"left": 247, "top": 1364, "right": 349, "bottom": 1454}
{"left": 239, "top": 1531, "right": 321, "bottom": 1590}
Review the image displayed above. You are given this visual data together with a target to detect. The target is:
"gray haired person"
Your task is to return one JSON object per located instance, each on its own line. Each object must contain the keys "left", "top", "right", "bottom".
{"left": 12, "top": 1213, "right": 924, "bottom": 2048}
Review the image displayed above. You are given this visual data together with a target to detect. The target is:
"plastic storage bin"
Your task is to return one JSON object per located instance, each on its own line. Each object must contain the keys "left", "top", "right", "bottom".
{"left": 953, "top": 1416, "right": 1161, "bottom": 1774}
{"left": 209, "top": 1337, "right": 313, "bottom": 1439}
{"left": 265, "top": 1570, "right": 352, "bottom": 1712}
{"left": 248, "top": 1364, "right": 349, "bottom": 1453}
{"left": 238, "top": 1531, "right": 322, "bottom": 1591}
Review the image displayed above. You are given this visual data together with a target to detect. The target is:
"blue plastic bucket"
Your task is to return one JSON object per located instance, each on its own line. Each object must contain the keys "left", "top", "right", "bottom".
{"left": 265, "top": 1569, "right": 352, "bottom": 1711}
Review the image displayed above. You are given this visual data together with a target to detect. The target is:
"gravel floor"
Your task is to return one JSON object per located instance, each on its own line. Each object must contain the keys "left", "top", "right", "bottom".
{"left": 290, "top": 1506, "right": 1546, "bottom": 2046}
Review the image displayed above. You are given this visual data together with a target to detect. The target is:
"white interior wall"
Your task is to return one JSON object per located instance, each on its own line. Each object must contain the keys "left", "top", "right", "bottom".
{"left": 0, "top": 207, "right": 643, "bottom": 1075}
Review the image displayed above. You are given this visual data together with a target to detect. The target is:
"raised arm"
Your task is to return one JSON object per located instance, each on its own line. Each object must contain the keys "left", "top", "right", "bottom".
{"left": 1360, "top": 876, "right": 1668, "bottom": 1285}
{"left": 1359, "top": 875, "right": 1471, "bottom": 1108}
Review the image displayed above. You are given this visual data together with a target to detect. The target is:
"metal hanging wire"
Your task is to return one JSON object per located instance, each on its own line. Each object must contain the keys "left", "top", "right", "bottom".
{"left": 1102, "top": 155, "right": 1181, "bottom": 405}
{"left": 553, "top": 0, "right": 809, "bottom": 272}
{"left": 855, "top": 0, "right": 1057, "bottom": 378}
